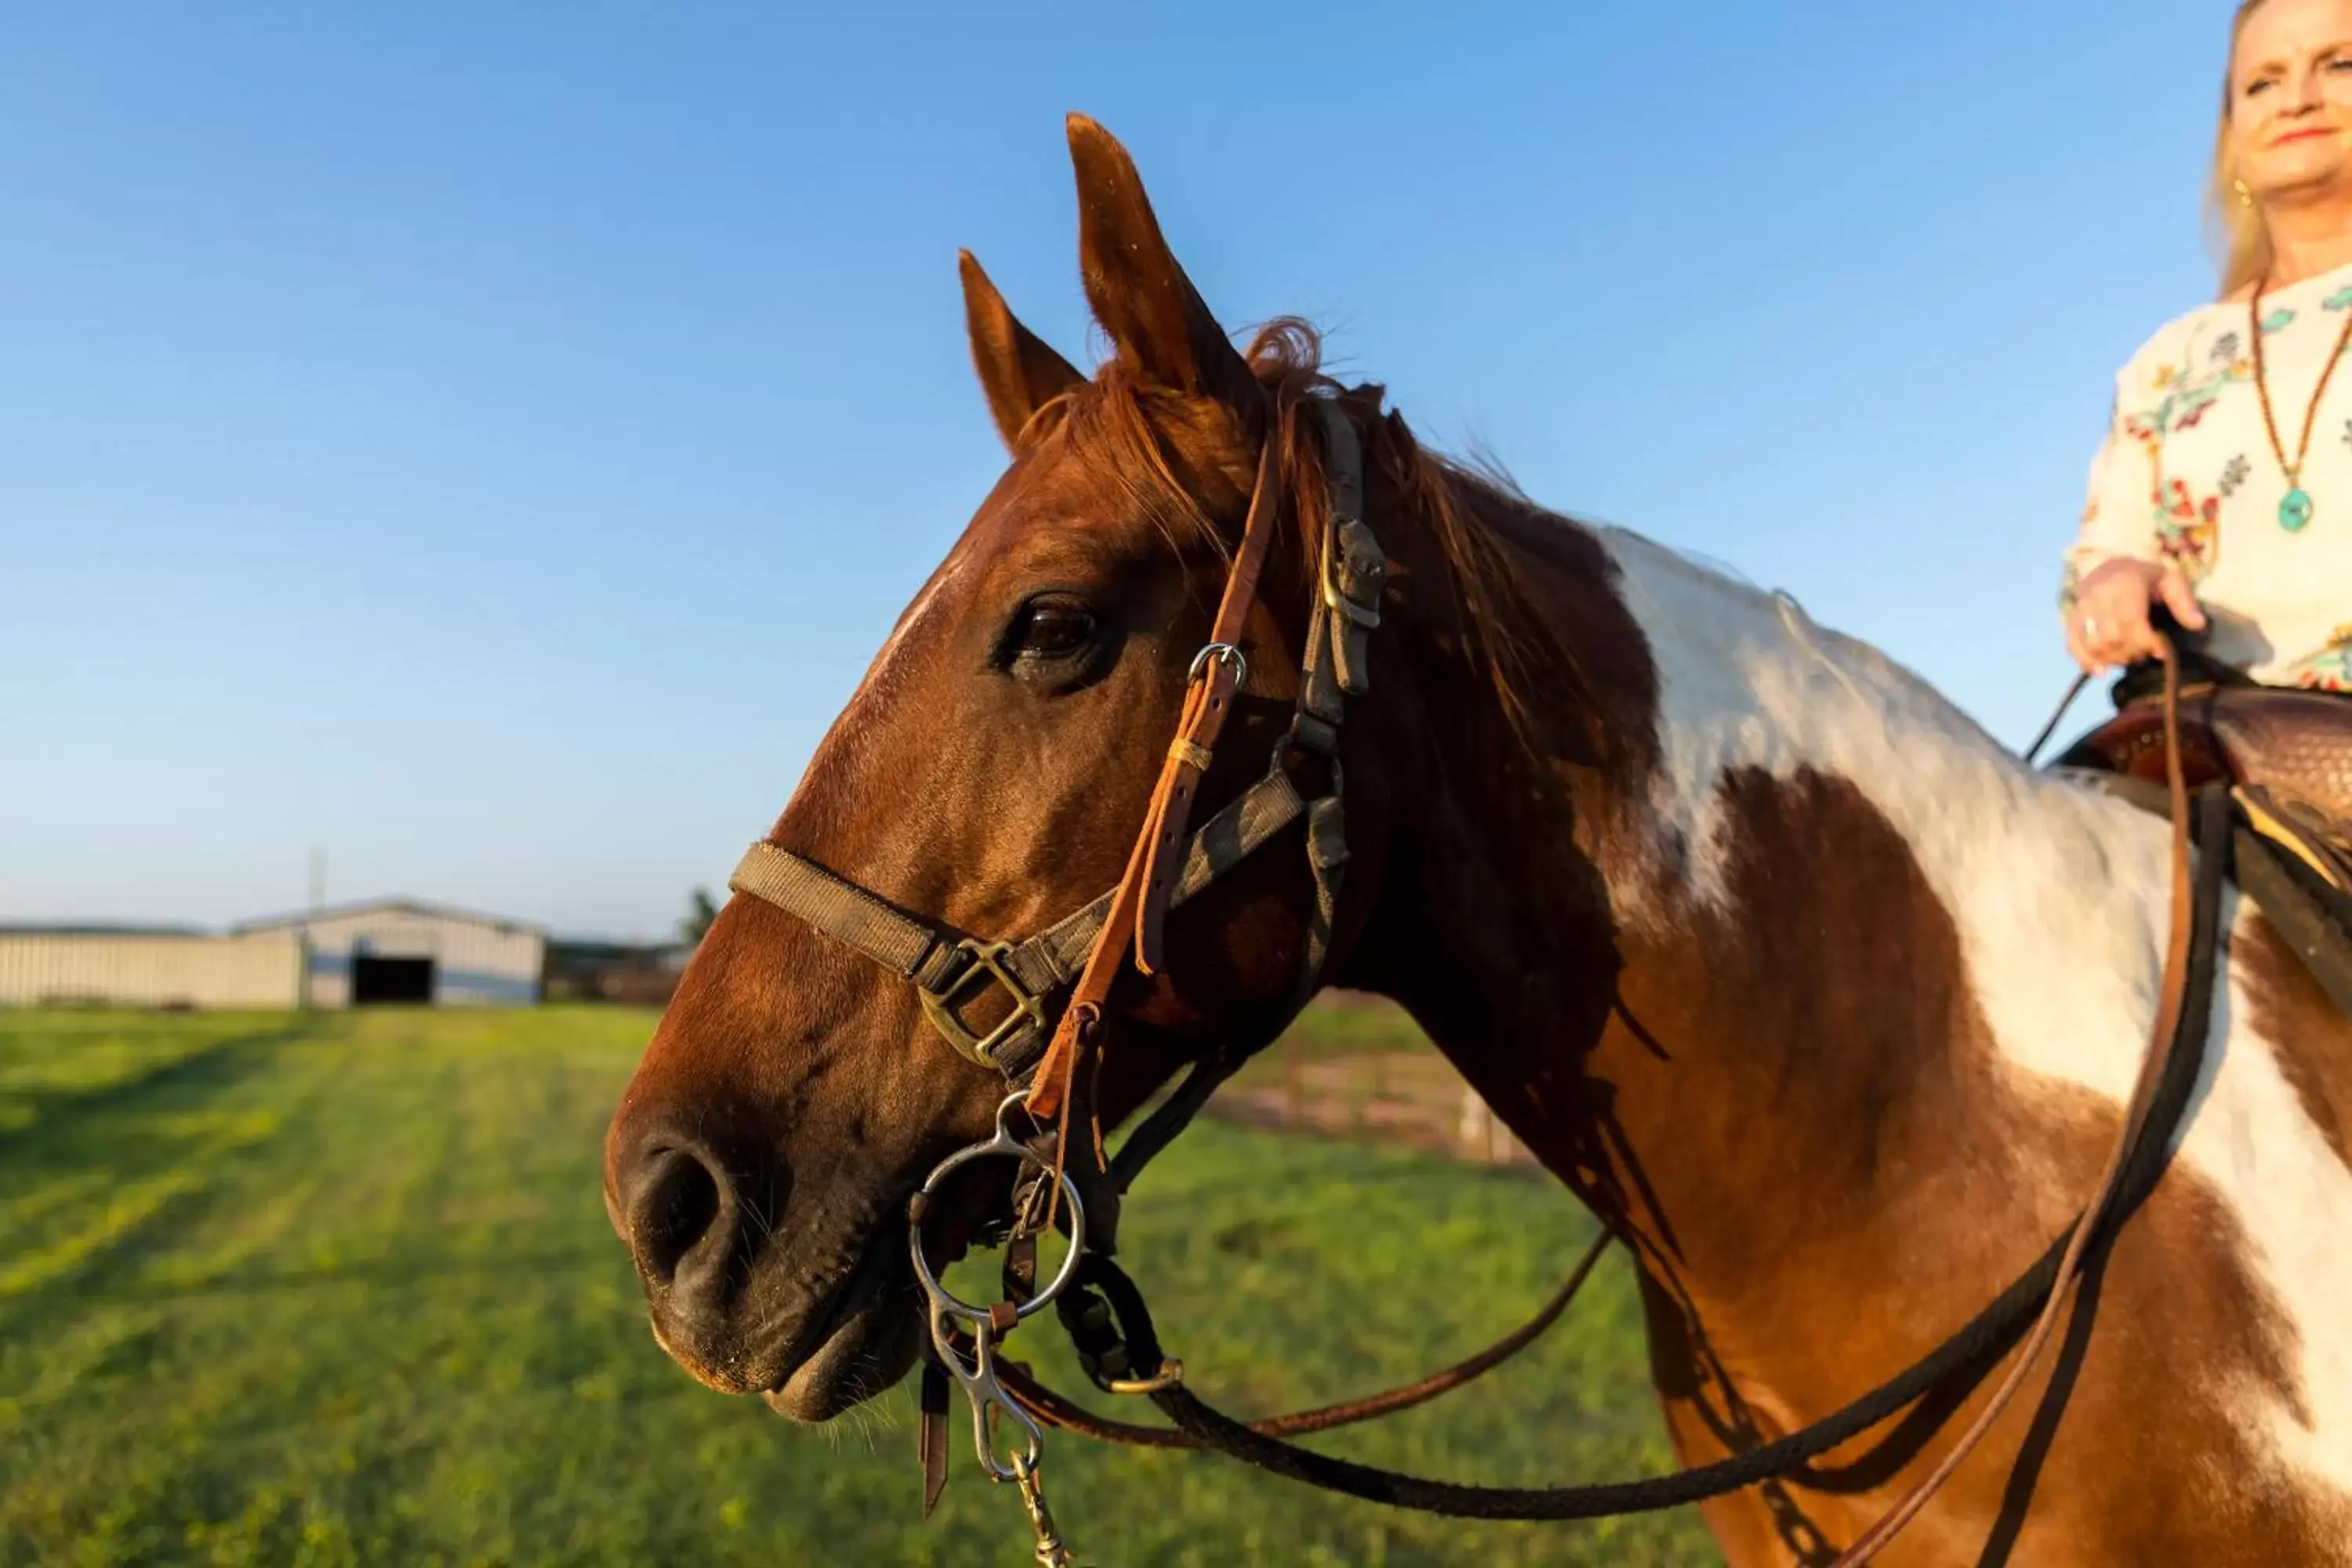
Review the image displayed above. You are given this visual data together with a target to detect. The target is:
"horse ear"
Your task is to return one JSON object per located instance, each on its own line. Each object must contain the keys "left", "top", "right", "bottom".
{"left": 960, "top": 250, "right": 1084, "bottom": 453}
{"left": 1066, "top": 114, "right": 1256, "bottom": 408}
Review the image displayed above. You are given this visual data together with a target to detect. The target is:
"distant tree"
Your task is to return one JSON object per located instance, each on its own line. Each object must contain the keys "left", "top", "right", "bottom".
{"left": 681, "top": 887, "right": 720, "bottom": 946}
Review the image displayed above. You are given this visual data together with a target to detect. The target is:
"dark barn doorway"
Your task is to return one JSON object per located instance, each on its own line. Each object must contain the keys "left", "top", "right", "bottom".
{"left": 351, "top": 955, "right": 434, "bottom": 1004}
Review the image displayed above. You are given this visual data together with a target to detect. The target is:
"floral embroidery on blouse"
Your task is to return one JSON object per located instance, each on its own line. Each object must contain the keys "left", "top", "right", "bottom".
{"left": 2057, "top": 557, "right": 2084, "bottom": 613}
{"left": 2158, "top": 478, "right": 2221, "bottom": 578}
{"left": 2147, "top": 358, "right": 2248, "bottom": 439}
{"left": 2069, "top": 262, "right": 2352, "bottom": 687}
{"left": 2116, "top": 356, "right": 2249, "bottom": 581}
{"left": 2285, "top": 624, "right": 2352, "bottom": 692}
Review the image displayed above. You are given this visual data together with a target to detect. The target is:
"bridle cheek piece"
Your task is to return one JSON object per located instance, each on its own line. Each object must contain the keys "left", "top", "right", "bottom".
{"left": 726, "top": 391, "right": 1377, "bottom": 1095}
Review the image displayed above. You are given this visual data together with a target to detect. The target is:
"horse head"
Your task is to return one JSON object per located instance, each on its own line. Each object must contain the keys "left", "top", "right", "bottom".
{"left": 599, "top": 115, "right": 1553, "bottom": 1420}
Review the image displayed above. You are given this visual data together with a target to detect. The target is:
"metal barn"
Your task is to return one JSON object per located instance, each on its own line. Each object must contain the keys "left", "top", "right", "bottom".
{"left": 0, "top": 928, "right": 305, "bottom": 1010}
{"left": 231, "top": 899, "right": 545, "bottom": 1008}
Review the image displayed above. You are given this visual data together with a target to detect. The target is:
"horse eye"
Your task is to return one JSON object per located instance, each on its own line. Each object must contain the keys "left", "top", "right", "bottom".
{"left": 1013, "top": 597, "right": 1098, "bottom": 659}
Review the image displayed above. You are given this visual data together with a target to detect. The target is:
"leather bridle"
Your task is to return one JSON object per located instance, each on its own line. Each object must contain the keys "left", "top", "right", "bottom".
{"left": 728, "top": 386, "right": 1381, "bottom": 1170}
{"left": 720, "top": 384, "right": 2220, "bottom": 1568}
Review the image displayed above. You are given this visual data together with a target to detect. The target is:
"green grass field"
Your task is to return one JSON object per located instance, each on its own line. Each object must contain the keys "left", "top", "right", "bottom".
{"left": 0, "top": 1007, "right": 1716, "bottom": 1566}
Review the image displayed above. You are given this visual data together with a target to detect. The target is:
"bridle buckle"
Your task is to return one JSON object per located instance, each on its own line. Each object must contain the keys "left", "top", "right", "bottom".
{"left": 1185, "top": 641, "right": 1247, "bottom": 688}
{"left": 918, "top": 939, "right": 1048, "bottom": 1069}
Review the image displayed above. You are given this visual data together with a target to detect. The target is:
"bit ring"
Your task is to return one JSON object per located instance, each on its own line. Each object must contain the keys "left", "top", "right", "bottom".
{"left": 907, "top": 1094, "right": 1085, "bottom": 1326}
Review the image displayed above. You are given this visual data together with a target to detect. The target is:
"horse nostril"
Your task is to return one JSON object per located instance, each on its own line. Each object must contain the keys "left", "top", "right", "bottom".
{"left": 629, "top": 1144, "right": 727, "bottom": 1287}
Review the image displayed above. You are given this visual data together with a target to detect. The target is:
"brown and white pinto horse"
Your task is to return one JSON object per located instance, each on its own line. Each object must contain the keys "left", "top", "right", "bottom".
{"left": 605, "top": 116, "right": 2352, "bottom": 1563}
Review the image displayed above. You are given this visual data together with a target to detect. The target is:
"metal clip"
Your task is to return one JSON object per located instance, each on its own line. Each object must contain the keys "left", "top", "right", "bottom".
{"left": 1013, "top": 1450, "right": 1074, "bottom": 1566}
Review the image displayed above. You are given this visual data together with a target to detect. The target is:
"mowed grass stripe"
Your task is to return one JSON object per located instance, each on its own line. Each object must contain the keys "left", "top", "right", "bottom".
{"left": 0, "top": 1019, "right": 320, "bottom": 1312}
{"left": 0, "top": 1008, "right": 1716, "bottom": 1566}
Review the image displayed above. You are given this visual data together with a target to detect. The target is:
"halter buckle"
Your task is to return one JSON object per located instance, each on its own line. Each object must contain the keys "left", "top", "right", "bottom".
{"left": 1320, "top": 518, "right": 1386, "bottom": 630}
{"left": 919, "top": 939, "right": 1049, "bottom": 1069}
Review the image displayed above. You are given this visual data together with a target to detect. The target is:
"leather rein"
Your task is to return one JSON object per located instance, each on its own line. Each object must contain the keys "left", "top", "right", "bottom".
{"left": 724, "top": 387, "right": 2222, "bottom": 1566}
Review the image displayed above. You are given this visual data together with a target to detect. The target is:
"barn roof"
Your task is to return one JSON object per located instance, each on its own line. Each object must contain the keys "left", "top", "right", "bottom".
{"left": 230, "top": 897, "right": 543, "bottom": 938}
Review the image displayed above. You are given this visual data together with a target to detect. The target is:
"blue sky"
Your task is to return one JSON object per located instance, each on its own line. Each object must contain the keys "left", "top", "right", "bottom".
{"left": 3, "top": 3, "right": 2236, "bottom": 938}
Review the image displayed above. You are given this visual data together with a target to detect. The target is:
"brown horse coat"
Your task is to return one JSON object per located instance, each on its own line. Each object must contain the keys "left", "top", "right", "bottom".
{"left": 606, "top": 116, "right": 2352, "bottom": 1565}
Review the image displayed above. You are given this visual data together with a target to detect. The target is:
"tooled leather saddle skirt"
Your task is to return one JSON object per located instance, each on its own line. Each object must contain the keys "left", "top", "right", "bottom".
{"left": 2057, "top": 681, "right": 2352, "bottom": 891}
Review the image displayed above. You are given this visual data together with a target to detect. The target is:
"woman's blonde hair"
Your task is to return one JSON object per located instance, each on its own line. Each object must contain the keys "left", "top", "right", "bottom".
{"left": 2215, "top": 0, "right": 2274, "bottom": 298}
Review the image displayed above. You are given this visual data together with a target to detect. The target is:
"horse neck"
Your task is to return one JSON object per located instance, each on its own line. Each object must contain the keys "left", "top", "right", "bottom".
{"left": 1350, "top": 516, "right": 2113, "bottom": 1345}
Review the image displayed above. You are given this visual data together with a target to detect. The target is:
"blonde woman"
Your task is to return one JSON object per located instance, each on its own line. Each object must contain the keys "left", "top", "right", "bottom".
{"left": 2067, "top": 0, "right": 2352, "bottom": 690}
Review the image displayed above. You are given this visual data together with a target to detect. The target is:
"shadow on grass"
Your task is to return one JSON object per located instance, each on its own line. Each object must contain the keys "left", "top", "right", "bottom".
{"left": 0, "top": 1025, "right": 307, "bottom": 1163}
{"left": 103, "top": 1243, "right": 626, "bottom": 1305}
{"left": 0, "top": 1025, "right": 318, "bottom": 1317}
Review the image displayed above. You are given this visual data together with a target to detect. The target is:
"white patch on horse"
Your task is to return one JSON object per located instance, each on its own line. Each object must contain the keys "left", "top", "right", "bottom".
{"left": 1595, "top": 524, "right": 2352, "bottom": 1497}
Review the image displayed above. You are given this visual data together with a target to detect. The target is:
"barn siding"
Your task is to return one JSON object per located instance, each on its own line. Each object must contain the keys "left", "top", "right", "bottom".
{"left": 234, "top": 906, "right": 544, "bottom": 1008}
{"left": 0, "top": 935, "right": 303, "bottom": 1010}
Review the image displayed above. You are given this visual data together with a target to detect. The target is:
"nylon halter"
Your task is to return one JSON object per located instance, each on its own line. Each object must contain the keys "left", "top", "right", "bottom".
{"left": 725, "top": 395, "right": 1385, "bottom": 1102}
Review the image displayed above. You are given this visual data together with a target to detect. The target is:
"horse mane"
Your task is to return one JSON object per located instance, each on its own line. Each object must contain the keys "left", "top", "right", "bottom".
{"left": 1031, "top": 319, "right": 1651, "bottom": 784}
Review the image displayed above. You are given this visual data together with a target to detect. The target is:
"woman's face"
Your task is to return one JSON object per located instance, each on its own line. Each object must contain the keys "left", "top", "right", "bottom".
{"left": 2230, "top": 0, "right": 2352, "bottom": 198}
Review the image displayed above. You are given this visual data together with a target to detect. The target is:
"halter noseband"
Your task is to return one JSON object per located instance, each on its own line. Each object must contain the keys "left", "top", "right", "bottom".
{"left": 725, "top": 394, "right": 1384, "bottom": 1099}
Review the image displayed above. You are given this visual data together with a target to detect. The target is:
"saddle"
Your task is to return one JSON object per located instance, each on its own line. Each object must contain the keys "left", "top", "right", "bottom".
{"left": 2045, "top": 646, "right": 2352, "bottom": 1028}
{"left": 2055, "top": 652, "right": 2352, "bottom": 893}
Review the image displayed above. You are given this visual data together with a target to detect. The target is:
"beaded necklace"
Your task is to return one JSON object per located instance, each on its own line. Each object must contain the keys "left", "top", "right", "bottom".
{"left": 2248, "top": 274, "right": 2352, "bottom": 532}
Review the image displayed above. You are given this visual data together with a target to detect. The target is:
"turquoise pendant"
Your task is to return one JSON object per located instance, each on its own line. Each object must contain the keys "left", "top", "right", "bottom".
{"left": 2282, "top": 487, "right": 2315, "bottom": 532}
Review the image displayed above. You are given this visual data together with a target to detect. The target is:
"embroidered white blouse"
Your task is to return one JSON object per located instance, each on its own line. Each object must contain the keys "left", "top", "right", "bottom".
{"left": 2067, "top": 260, "right": 2352, "bottom": 689}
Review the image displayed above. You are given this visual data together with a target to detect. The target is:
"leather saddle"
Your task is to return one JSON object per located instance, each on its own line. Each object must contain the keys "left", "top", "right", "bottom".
{"left": 2049, "top": 646, "right": 2352, "bottom": 1021}
{"left": 2055, "top": 654, "right": 2352, "bottom": 893}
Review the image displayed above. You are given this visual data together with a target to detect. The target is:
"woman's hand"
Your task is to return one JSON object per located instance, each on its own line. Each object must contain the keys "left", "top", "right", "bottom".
{"left": 2066, "top": 557, "right": 2209, "bottom": 673}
